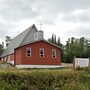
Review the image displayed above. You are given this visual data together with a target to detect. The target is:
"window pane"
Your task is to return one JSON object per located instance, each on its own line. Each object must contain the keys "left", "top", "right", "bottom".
{"left": 40, "top": 49, "right": 43, "bottom": 54}
{"left": 27, "top": 49, "right": 30, "bottom": 53}
{"left": 41, "top": 54, "right": 43, "bottom": 57}
{"left": 40, "top": 48, "right": 44, "bottom": 57}
{"left": 26, "top": 48, "right": 31, "bottom": 57}
{"left": 27, "top": 53, "right": 30, "bottom": 56}
{"left": 52, "top": 49, "right": 56, "bottom": 58}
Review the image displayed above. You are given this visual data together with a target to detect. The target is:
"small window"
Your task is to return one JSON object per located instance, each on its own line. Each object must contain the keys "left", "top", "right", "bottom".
{"left": 40, "top": 48, "right": 44, "bottom": 57}
{"left": 26, "top": 48, "right": 31, "bottom": 57}
{"left": 52, "top": 49, "right": 56, "bottom": 58}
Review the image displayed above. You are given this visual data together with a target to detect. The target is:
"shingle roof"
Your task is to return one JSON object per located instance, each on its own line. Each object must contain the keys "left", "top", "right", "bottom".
{"left": 1, "top": 24, "right": 38, "bottom": 57}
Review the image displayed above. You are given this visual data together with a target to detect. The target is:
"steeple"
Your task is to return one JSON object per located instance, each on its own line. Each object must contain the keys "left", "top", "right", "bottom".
{"left": 39, "top": 22, "right": 43, "bottom": 30}
{"left": 34, "top": 22, "right": 44, "bottom": 40}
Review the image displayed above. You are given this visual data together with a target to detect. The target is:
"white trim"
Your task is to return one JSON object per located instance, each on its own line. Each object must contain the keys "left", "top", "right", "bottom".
{"left": 10, "top": 61, "right": 14, "bottom": 65}
{"left": 15, "top": 65, "right": 62, "bottom": 68}
{"left": 4, "top": 57, "right": 6, "bottom": 62}
{"left": 1, "top": 58, "right": 4, "bottom": 62}
{"left": 26, "top": 48, "right": 31, "bottom": 57}
{"left": 7, "top": 55, "right": 10, "bottom": 63}
{"left": 52, "top": 49, "right": 56, "bottom": 58}
{"left": 40, "top": 48, "right": 44, "bottom": 58}
{"left": 7, "top": 60, "right": 14, "bottom": 65}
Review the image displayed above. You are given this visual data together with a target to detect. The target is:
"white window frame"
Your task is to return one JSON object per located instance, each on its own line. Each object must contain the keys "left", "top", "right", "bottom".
{"left": 52, "top": 49, "right": 56, "bottom": 58}
{"left": 40, "top": 48, "right": 44, "bottom": 58}
{"left": 26, "top": 48, "right": 31, "bottom": 57}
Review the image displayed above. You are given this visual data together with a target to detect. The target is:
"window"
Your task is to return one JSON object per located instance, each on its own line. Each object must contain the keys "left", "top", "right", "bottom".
{"left": 26, "top": 48, "right": 31, "bottom": 57}
{"left": 52, "top": 49, "right": 56, "bottom": 58}
{"left": 40, "top": 48, "right": 44, "bottom": 57}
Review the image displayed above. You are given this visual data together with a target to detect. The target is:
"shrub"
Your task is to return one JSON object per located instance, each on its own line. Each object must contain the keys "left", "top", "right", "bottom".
{"left": 76, "top": 66, "right": 84, "bottom": 70}
{"left": 0, "top": 68, "right": 89, "bottom": 90}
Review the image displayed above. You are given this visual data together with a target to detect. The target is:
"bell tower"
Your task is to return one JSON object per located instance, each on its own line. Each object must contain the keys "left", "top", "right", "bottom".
{"left": 34, "top": 30, "right": 44, "bottom": 40}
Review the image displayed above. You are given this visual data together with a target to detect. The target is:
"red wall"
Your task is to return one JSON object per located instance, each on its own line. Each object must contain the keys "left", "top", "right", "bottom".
{"left": 14, "top": 48, "right": 22, "bottom": 65}
{"left": 10, "top": 53, "right": 14, "bottom": 61}
{"left": 2, "top": 53, "right": 14, "bottom": 62}
{"left": 15, "top": 41, "right": 61, "bottom": 65}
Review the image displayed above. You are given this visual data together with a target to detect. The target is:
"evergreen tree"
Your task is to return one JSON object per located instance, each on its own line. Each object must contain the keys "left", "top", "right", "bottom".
{"left": 57, "top": 37, "right": 61, "bottom": 46}
{"left": 52, "top": 33, "right": 54, "bottom": 43}
{"left": 5, "top": 36, "right": 12, "bottom": 47}
{"left": 0, "top": 42, "right": 4, "bottom": 55}
{"left": 48, "top": 34, "right": 64, "bottom": 62}
{"left": 54, "top": 35, "right": 56, "bottom": 44}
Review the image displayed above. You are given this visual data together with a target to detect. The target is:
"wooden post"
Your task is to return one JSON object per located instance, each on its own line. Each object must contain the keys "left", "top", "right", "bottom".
{"left": 73, "top": 57, "right": 76, "bottom": 70}
{"left": 88, "top": 57, "right": 90, "bottom": 67}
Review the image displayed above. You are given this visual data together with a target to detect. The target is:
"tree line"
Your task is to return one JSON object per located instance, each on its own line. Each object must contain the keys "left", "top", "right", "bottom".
{"left": 48, "top": 34, "right": 90, "bottom": 63}
{"left": 0, "top": 35, "right": 90, "bottom": 63}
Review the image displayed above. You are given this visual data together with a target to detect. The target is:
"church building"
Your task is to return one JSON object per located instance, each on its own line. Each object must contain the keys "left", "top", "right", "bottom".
{"left": 1, "top": 24, "right": 61, "bottom": 68}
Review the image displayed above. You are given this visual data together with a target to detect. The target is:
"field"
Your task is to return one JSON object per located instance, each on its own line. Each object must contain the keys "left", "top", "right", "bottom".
{"left": 0, "top": 67, "right": 90, "bottom": 90}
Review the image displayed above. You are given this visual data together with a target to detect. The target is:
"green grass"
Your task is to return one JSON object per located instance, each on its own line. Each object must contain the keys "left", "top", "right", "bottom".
{"left": 0, "top": 67, "right": 89, "bottom": 90}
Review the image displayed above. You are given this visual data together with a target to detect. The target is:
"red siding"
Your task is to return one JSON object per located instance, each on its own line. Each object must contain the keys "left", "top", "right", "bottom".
{"left": 14, "top": 48, "right": 22, "bottom": 65}
{"left": 10, "top": 53, "right": 14, "bottom": 61}
{"left": 15, "top": 41, "right": 61, "bottom": 65}
{"left": 2, "top": 53, "right": 14, "bottom": 63}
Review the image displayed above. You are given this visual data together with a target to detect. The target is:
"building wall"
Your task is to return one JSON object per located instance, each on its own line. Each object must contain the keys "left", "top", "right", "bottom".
{"left": 15, "top": 41, "right": 61, "bottom": 65}
{"left": 10, "top": 53, "right": 14, "bottom": 61}
{"left": 1, "top": 53, "right": 14, "bottom": 64}
{"left": 14, "top": 48, "right": 22, "bottom": 65}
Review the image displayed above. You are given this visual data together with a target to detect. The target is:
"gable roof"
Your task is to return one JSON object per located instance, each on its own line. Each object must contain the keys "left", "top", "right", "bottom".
{"left": 1, "top": 24, "right": 38, "bottom": 57}
{"left": 15, "top": 39, "right": 61, "bottom": 49}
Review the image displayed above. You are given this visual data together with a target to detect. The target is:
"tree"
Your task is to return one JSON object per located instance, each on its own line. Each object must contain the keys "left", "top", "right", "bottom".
{"left": 64, "top": 37, "right": 90, "bottom": 63}
{"left": 5, "top": 36, "right": 12, "bottom": 47}
{"left": 79, "top": 37, "right": 85, "bottom": 57}
{"left": 57, "top": 37, "right": 61, "bottom": 46}
{"left": 48, "top": 34, "right": 64, "bottom": 62}
{"left": 48, "top": 38, "right": 52, "bottom": 43}
{"left": 51, "top": 33, "right": 57, "bottom": 44}
{"left": 48, "top": 35, "right": 90, "bottom": 63}
{"left": 54, "top": 35, "right": 56, "bottom": 44}
{"left": 52, "top": 33, "right": 54, "bottom": 43}
{"left": 0, "top": 42, "right": 4, "bottom": 55}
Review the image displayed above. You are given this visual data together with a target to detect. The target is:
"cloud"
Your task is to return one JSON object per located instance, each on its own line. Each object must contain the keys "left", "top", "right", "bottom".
{"left": 62, "top": 9, "right": 90, "bottom": 22}
{"left": 66, "top": 26, "right": 90, "bottom": 38}
{"left": 0, "top": 0, "right": 39, "bottom": 21}
{"left": 0, "top": 0, "right": 90, "bottom": 23}
{"left": 0, "top": 22, "right": 18, "bottom": 40}
{"left": 0, "top": 0, "right": 90, "bottom": 44}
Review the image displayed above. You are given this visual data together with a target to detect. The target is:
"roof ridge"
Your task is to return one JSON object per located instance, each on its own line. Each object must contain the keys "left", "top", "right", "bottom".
{"left": 15, "top": 39, "right": 61, "bottom": 49}
{"left": 19, "top": 24, "right": 38, "bottom": 46}
{"left": 13, "top": 24, "right": 34, "bottom": 39}
{"left": 1, "top": 24, "right": 37, "bottom": 57}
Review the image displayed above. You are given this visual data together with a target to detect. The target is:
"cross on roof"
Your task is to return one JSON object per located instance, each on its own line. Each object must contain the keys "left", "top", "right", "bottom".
{"left": 39, "top": 22, "right": 43, "bottom": 30}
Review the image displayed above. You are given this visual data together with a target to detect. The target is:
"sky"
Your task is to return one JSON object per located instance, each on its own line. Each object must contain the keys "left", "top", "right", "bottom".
{"left": 0, "top": 0, "right": 90, "bottom": 44}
